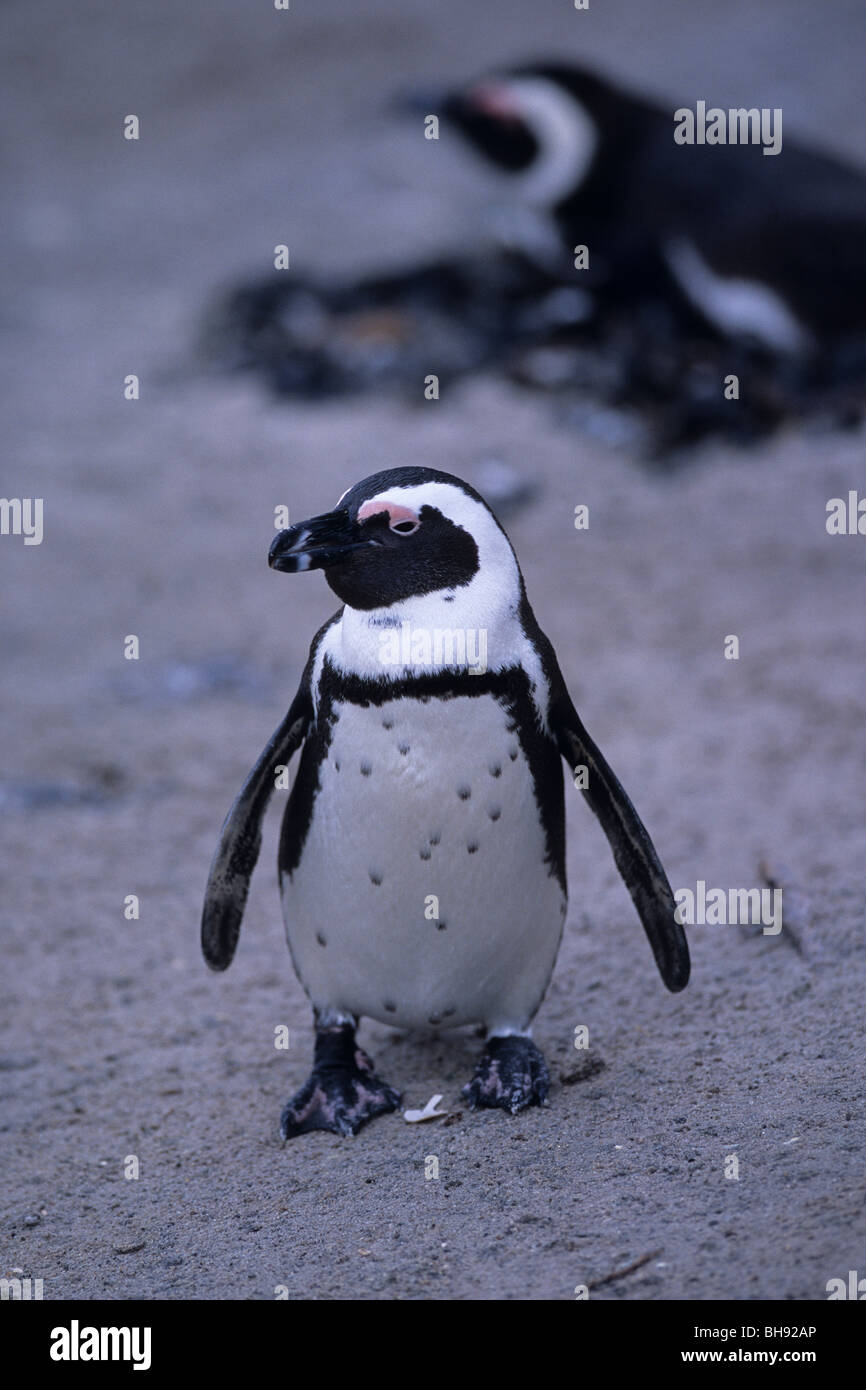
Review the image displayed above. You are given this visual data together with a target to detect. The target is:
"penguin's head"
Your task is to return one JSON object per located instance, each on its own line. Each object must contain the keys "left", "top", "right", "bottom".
{"left": 269, "top": 466, "right": 522, "bottom": 619}
{"left": 435, "top": 63, "right": 613, "bottom": 206}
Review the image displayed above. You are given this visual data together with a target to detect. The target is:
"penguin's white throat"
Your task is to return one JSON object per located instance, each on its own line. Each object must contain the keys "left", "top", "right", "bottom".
{"left": 339, "top": 590, "right": 515, "bottom": 681}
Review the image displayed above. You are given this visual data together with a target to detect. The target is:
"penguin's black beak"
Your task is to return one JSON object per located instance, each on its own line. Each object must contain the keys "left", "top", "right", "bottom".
{"left": 268, "top": 508, "right": 378, "bottom": 574}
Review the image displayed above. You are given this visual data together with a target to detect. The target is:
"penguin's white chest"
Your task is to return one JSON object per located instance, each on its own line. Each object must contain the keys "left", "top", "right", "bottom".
{"left": 280, "top": 692, "right": 566, "bottom": 1032}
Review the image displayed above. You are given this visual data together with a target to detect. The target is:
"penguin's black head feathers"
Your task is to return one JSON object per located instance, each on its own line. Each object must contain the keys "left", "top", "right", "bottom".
{"left": 442, "top": 84, "right": 541, "bottom": 172}
{"left": 269, "top": 468, "right": 514, "bottom": 612}
{"left": 437, "top": 63, "right": 617, "bottom": 205}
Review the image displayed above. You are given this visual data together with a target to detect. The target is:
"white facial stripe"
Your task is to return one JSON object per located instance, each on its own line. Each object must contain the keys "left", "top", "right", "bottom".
{"left": 500, "top": 76, "right": 598, "bottom": 206}
{"left": 363, "top": 482, "right": 511, "bottom": 553}
{"left": 664, "top": 238, "right": 811, "bottom": 354}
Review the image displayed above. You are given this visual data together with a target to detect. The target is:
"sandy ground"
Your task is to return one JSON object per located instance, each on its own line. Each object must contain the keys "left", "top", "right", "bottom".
{"left": 1, "top": 0, "right": 865, "bottom": 1301}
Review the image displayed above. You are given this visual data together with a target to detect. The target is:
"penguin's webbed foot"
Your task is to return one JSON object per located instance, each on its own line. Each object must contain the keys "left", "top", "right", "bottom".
{"left": 462, "top": 1034, "right": 549, "bottom": 1115}
{"left": 280, "top": 1023, "right": 401, "bottom": 1139}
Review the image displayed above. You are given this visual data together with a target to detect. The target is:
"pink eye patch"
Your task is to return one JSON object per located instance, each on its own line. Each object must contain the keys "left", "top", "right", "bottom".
{"left": 357, "top": 500, "right": 420, "bottom": 532}
{"left": 471, "top": 83, "right": 521, "bottom": 121}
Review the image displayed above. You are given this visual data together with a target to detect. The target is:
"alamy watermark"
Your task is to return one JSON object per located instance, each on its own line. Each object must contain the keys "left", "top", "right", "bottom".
{"left": 1, "top": 1275, "right": 43, "bottom": 1299}
{"left": 49, "top": 1322, "right": 151, "bottom": 1370}
{"left": 378, "top": 621, "right": 487, "bottom": 675}
{"left": 674, "top": 102, "right": 782, "bottom": 156}
{"left": 674, "top": 880, "right": 782, "bottom": 935}
{"left": 826, "top": 1270, "right": 866, "bottom": 1299}
{"left": 0, "top": 497, "right": 43, "bottom": 545}
{"left": 826, "top": 490, "right": 866, "bottom": 534}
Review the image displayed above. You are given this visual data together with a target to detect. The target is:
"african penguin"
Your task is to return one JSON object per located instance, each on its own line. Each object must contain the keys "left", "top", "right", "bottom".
{"left": 434, "top": 63, "right": 866, "bottom": 356}
{"left": 201, "top": 467, "right": 689, "bottom": 1138}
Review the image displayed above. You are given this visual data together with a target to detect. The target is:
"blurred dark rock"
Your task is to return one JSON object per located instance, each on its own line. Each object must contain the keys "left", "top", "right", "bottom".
{"left": 204, "top": 248, "right": 866, "bottom": 461}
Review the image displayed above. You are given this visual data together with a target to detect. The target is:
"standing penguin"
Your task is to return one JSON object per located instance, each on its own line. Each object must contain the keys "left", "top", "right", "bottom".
{"left": 201, "top": 467, "right": 688, "bottom": 1138}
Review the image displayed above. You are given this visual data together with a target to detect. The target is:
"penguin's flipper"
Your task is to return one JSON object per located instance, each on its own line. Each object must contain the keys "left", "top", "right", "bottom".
{"left": 201, "top": 685, "right": 311, "bottom": 971}
{"left": 550, "top": 685, "right": 690, "bottom": 993}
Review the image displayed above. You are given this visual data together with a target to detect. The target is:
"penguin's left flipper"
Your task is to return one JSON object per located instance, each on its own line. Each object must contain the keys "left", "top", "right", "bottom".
{"left": 201, "top": 683, "right": 311, "bottom": 972}
{"left": 550, "top": 682, "right": 690, "bottom": 993}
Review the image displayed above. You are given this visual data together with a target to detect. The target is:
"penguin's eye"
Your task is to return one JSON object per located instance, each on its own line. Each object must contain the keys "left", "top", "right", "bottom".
{"left": 390, "top": 519, "right": 419, "bottom": 535}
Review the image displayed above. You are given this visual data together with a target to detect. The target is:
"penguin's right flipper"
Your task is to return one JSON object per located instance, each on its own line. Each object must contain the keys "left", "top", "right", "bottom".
{"left": 546, "top": 673, "right": 690, "bottom": 994}
{"left": 201, "top": 683, "right": 311, "bottom": 971}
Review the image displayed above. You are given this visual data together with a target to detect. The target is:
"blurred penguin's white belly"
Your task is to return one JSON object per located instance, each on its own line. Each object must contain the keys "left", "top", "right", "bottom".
{"left": 281, "top": 693, "right": 566, "bottom": 1031}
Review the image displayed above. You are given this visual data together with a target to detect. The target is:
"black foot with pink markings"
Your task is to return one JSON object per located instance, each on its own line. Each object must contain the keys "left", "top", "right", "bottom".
{"left": 280, "top": 1022, "right": 401, "bottom": 1139}
{"left": 462, "top": 1034, "right": 550, "bottom": 1115}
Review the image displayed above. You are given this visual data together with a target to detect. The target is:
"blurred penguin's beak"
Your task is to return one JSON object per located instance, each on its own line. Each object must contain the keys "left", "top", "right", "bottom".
{"left": 268, "top": 509, "right": 377, "bottom": 573}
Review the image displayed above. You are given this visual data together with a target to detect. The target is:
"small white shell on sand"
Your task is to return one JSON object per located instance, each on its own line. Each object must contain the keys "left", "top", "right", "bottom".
{"left": 403, "top": 1094, "right": 447, "bottom": 1123}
